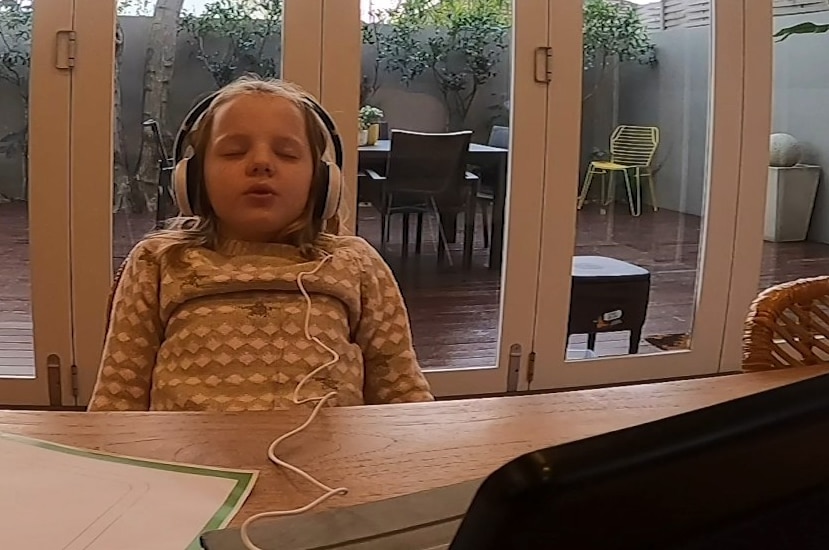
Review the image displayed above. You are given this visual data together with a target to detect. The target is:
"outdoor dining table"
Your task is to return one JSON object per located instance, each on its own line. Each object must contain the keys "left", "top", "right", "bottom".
{"left": 358, "top": 139, "right": 509, "bottom": 270}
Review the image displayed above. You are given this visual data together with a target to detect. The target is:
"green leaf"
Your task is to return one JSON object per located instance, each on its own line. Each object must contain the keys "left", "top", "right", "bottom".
{"left": 178, "top": 0, "right": 283, "bottom": 88}
{"left": 774, "top": 22, "right": 829, "bottom": 42}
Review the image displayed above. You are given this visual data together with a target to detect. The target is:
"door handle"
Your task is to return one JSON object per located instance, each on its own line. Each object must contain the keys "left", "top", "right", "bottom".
{"left": 534, "top": 46, "right": 552, "bottom": 84}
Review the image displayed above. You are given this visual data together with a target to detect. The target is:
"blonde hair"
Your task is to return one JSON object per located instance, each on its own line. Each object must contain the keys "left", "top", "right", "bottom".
{"left": 150, "top": 75, "right": 340, "bottom": 260}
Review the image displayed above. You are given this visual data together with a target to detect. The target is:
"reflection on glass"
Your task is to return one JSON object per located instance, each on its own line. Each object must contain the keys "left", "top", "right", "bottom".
{"left": 0, "top": 0, "right": 35, "bottom": 377}
{"left": 570, "top": 0, "right": 708, "bottom": 360}
{"left": 357, "top": 0, "right": 512, "bottom": 372}
{"left": 112, "top": 0, "right": 284, "bottom": 270}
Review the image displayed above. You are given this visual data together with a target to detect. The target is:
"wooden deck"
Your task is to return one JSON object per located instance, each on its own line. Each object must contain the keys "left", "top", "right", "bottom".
{"left": 3, "top": 200, "right": 829, "bottom": 377}
{"left": 0, "top": 321, "right": 34, "bottom": 378}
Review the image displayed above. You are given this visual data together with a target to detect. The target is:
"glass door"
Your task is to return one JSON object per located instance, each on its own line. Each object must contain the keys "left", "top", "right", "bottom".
{"left": 320, "top": 0, "right": 564, "bottom": 396}
{"left": 529, "top": 0, "right": 759, "bottom": 390}
{"left": 727, "top": 0, "right": 825, "bottom": 367}
{"left": 68, "top": 0, "right": 328, "bottom": 405}
{"left": 0, "top": 0, "right": 74, "bottom": 406}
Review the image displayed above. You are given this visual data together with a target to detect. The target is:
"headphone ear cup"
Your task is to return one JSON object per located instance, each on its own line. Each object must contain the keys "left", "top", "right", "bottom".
{"left": 319, "top": 161, "right": 342, "bottom": 221}
{"left": 173, "top": 157, "right": 194, "bottom": 217}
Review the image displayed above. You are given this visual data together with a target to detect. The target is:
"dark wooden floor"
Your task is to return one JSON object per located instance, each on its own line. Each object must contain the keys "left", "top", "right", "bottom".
{"left": 3, "top": 200, "right": 829, "bottom": 375}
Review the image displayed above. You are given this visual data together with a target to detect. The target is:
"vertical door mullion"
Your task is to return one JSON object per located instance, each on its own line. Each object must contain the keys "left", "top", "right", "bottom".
{"left": 720, "top": 0, "right": 772, "bottom": 372}
{"left": 320, "top": 0, "right": 360, "bottom": 234}
{"left": 283, "top": 0, "right": 324, "bottom": 96}
{"left": 523, "top": 0, "right": 584, "bottom": 390}
{"left": 0, "top": 0, "right": 76, "bottom": 406}
{"left": 70, "top": 0, "right": 116, "bottom": 406}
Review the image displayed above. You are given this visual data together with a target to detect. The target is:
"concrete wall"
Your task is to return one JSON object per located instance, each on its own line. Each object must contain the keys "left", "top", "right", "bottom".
{"left": 0, "top": 15, "right": 516, "bottom": 199}
{"left": 0, "top": 14, "right": 618, "bottom": 201}
{"left": 0, "top": 15, "right": 282, "bottom": 200}
{"left": 618, "top": 26, "right": 711, "bottom": 216}
{"left": 617, "top": 10, "right": 829, "bottom": 244}
{"left": 364, "top": 35, "right": 614, "bottom": 180}
{"left": 360, "top": 33, "right": 512, "bottom": 139}
{"left": 119, "top": 16, "right": 283, "bottom": 172}
{"left": 772, "top": 12, "right": 829, "bottom": 243}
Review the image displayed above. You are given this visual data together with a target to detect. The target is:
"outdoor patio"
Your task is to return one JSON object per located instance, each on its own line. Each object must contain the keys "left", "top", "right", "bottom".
{"left": 3, "top": 199, "right": 829, "bottom": 377}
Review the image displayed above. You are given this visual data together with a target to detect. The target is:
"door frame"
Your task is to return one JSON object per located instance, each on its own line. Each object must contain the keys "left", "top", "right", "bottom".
{"left": 70, "top": 0, "right": 116, "bottom": 407}
{"left": 720, "top": 0, "right": 772, "bottom": 373}
{"left": 527, "top": 0, "right": 757, "bottom": 391}
{"left": 322, "top": 0, "right": 555, "bottom": 397}
{"left": 0, "top": 0, "right": 75, "bottom": 407}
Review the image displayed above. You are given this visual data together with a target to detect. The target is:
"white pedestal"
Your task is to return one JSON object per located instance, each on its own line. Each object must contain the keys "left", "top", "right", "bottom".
{"left": 764, "top": 165, "right": 820, "bottom": 242}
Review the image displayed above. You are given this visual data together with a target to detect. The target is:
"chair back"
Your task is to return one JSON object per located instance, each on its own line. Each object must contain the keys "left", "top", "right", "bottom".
{"left": 743, "top": 276, "right": 829, "bottom": 371}
{"left": 385, "top": 130, "right": 473, "bottom": 195}
{"left": 609, "top": 125, "right": 659, "bottom": 167}
{"left": 488, "top": 125, "right": 509, "bottom": 149}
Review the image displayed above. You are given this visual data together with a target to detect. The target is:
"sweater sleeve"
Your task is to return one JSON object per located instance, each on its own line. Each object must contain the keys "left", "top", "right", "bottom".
{"left": 87, "top": 241, "right": 163, "bottom": 411}
{"left": 354, "top": 241, "right": 434, "bottom": 405}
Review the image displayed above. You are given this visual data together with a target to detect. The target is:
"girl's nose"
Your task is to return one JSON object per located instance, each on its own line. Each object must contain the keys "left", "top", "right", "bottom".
{"left": 248, "top": 160, "right": 274, "bottom": 177}
{"left": 246, "top": 146, "right": 275, "bottom": 177}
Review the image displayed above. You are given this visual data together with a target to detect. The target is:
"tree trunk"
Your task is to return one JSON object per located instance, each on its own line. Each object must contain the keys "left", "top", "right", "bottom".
{"left": 112, "top": 19, "right": 135, "bottom": 213}
{"left": 21, "top": 104, "right": 28, "bottom": 200}
{"left": 132, "top": 0, "right": 184, "bottom": 213}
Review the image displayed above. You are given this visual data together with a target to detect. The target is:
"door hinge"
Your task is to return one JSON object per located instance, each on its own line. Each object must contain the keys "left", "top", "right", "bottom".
{"left": 527, "top": 351, "right": 537, "bottom": 388}
{"left": 534, "top": 46, "right": 552, "bottom": 84}
{"left": 55, "top": 30, "right": 77, "bottom": 70}
{"left": 71, "top": 364, "right": 79, "bottom": 404}
{"left": 506, "top": 344, "right": 522, "bottom": 393}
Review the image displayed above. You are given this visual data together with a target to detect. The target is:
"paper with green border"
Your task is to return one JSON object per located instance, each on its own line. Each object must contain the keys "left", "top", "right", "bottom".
{"left": 0, "top": 432, "right": 258, "bottom": 550}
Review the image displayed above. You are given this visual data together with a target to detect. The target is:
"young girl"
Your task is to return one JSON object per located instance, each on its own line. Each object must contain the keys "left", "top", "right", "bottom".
{"left": 88, "top": 76, "right": 433, "bottom": 412}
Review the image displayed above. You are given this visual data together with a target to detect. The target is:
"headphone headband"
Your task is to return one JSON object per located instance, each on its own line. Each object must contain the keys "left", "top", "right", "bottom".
{"left": 174, "top": 91, "right": 343, "bottom": 167}
{"left": 171, "top": 86, "right": 344, "bottom": 221}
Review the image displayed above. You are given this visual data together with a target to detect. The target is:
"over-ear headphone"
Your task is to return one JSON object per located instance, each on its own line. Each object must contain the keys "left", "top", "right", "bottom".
{"left": 171, "top": 90, "right": 344, "bottom": 221}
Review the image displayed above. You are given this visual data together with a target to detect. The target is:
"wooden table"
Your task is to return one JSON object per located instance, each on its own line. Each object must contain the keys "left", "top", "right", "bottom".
{"left": 1, "top": 366, "right": 826, "bottom": 529}
{"left": 358, "top": 139, "right": 509, "bottom": 269}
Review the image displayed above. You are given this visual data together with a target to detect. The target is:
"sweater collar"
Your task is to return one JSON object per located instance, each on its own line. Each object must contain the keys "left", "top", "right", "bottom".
{"left": 215, "top": 238, "right": 303, "bottom": 258}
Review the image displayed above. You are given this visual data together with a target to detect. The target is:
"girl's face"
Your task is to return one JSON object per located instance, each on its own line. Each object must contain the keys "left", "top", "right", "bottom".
{"left": 203, "top": 94, "right": 316, "bottom": 243}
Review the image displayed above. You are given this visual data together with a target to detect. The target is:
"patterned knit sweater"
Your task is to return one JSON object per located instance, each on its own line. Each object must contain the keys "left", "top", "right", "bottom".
{"left": 88, "top": 235, "right": 434, "bottom": 411}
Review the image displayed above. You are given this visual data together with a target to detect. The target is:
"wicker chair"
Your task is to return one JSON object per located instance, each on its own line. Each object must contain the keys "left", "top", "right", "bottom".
{"left": 743, "top": 276, "right": 829, "bottom": 371}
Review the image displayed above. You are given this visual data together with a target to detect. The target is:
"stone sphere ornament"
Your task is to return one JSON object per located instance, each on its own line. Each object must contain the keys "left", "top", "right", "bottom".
{"left": 769, "top": 133, "right": 802, "bottom": 167}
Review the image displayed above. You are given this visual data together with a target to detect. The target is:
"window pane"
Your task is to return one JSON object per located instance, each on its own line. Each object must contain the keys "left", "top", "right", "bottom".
{"left": 0, "top": 0, "right": 35, "bottom": 378}
{"left": 569, "top": 0, "right": 710, "bottom": 360}
{"left": 356, "top": 0, "right": 512, "bottom": 372}
{"left": 112, "top": 0, "right": 285, "bottom": 271}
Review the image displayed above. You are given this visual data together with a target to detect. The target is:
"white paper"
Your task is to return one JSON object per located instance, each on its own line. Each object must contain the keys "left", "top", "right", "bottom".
{"left": 0, "top": 433, "right": 257, "bottom": 550}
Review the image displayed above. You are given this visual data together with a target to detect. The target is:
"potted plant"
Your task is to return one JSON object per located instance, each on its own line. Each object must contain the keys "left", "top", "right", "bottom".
{"left": 359, "top": 105, "right": 384, "bottom": 146}
{"left": 765, "top": 133, "right": 820, "bottom": 242}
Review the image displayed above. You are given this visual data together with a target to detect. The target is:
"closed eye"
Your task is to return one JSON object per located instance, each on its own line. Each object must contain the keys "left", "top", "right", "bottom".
{"left": 213, "top": 134, "right": 249, "bottom": 157}
{"left": 272, "top": 136, "right": 305, "bottom": 159}
{"left": 275, "top": 147, "right": 301, "bottom": 160}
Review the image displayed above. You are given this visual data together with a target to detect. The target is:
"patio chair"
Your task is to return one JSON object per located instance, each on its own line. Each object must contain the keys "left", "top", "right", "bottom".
{"left": 577, "top": 125, "right": 659, "bottom": 217}
{"left": 473, "top": 125, "right": 509, "bottom": 249}
{"left": 743, "top": 276, "right": 829, "bottom": 371}
{"left": 143, "top": 119, "right": 176, "bottom": 227}
{"left": 363, "top": 130, "right": 479, "bottom": 267}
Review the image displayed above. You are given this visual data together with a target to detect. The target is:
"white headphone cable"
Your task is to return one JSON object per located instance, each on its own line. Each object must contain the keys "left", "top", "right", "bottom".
{"left": 240, "top": 253, "right": 348, "bottom": 550}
